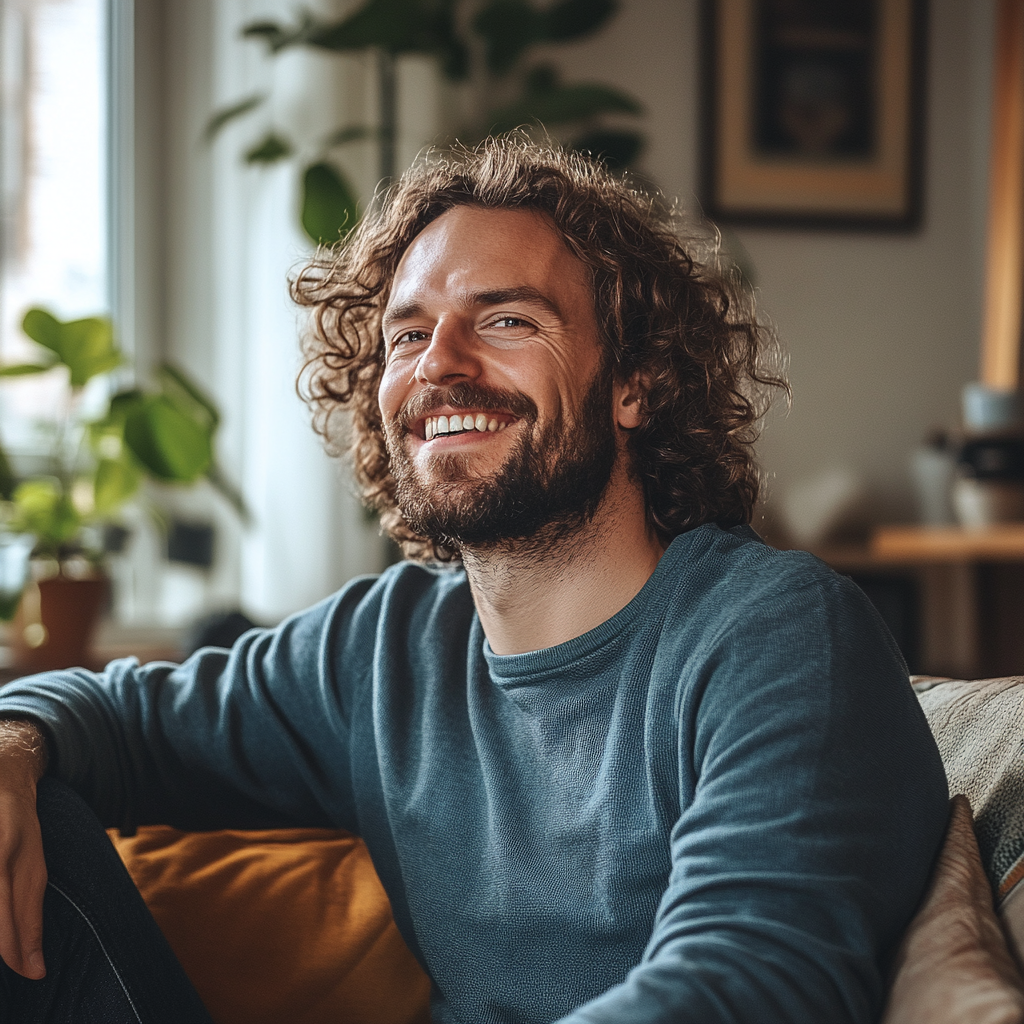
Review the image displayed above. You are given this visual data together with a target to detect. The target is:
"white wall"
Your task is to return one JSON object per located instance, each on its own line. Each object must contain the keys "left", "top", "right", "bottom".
{"left": 555, "top": 0, "right": 995, "bottom": 528}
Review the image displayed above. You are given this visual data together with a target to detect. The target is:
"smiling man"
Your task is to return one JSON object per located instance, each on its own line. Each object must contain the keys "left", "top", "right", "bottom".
{"left": 0, "top": 139, "right": 949, "bottom": 1023}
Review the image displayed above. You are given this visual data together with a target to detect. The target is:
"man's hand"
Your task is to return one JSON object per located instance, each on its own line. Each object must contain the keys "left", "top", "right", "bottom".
{"left": 0, "top": 719, "right": 48, "bottom": 980}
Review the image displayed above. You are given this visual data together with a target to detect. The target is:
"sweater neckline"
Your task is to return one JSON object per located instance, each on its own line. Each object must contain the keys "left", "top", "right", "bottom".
{"left": 482, "top": 526, "right": 712, "bottom": 683}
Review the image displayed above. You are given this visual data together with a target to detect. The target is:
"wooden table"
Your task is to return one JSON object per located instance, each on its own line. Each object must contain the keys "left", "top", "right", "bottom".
{"left": 814, "top": 526, "right": 1024, "bottom": 679}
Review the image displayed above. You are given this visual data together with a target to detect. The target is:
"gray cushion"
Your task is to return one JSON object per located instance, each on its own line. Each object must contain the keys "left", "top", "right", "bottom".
{"left": 915, "top": 675, "right": 1024, "bottom": 953}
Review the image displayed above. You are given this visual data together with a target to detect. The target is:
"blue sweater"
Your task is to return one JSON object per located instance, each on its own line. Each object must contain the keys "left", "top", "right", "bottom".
{"left": 0, "top": 525, "right": 949, "bottom": 1023}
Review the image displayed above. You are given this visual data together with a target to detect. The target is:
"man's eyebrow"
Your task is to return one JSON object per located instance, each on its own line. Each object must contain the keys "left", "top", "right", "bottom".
{"left": 471, "top": 287, "right": 563, "bottom": 320}
{"left": 381, "top": 301, "right": 425, "bottom": 331}
{"left": 381, "top": 287, "right": 564, "bottom": 332}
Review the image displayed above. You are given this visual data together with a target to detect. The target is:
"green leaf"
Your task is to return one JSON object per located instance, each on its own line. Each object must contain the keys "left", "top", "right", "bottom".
{"left": 244, "top": 131, "right": 294, "bottom": 164}
{"left": 94, "top": 457, "right": 141, "bottom": 515}
{"left": 323, "top": 124, "right": 376, "bottom": 148}
{"left": 570, "top": 128, "right": 644, "bottom": 169}
{"left": 543, "top": 0, "right": 617, "bottom": 42}
{"left": 472, "top": 0, "right": 544, "bottom": 75}
{"left": 485, "top": 81, "right": 643, "bottom": 134}
{"left": 11, "top": 479, "right": 81, "bottom": 549}
{"left": 108, "top": 388, "right": 147, "bottom": 419}
{"left": 158, "top": 363, "right": 220, "bottom": 430}
{"left": 91, "top": 390, "right": 145, "bottom": 446}
{"left": 59, "top": 317, "right": 122, "bottom": 386}
{"left": 241, "top": 20, "right": 288, "bottom": 45}
{"left": 0, "top": 362, "right": 57, "bottom": 377}
{"left": 301, "top": 162, "right": 358, "bottom": 244}
{"left": 306, "top": 0, "right": 455, "bottom": 54}
{"left": 21, "top": 308, "right": 63, "bottom": 353}
{"left": 204, "top": 94, "right": 266, "bottom": 141}
{"left": 123, "top": 396, "right": 212, "bottom": 483}
{"left": 524, "top": 63, "right": 558, "bottom": 93}
{"left": 0, "top": 441, "right": 15, "bottom": 500}
{"left": 22, "top": 309, "right": 121, "bottom": 387}
{"left": 241, "top": 15, "right": 314, "bottom": 52}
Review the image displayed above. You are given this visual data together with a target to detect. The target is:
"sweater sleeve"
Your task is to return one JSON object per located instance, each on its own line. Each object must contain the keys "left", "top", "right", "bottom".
{"left": 0, "top": 577, "right": 381, "bottom": 833}
{"left": 558, "top": 568, "right": 950, "bottom": 1024}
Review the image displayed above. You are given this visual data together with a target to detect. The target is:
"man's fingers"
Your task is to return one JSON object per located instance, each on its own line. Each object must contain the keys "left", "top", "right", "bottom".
{"left": 0, "top": 789, "right": 47, "bottom": 979}
{"left": 14, "top": 860, "right": 47, "bottom": 979}
{"left": 0, "top": 865, "right": 45, "bottom": 979}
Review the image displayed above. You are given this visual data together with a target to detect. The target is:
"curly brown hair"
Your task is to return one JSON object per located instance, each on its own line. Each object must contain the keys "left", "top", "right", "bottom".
{"left": 293, "top": 136, "right": 787, "bottom": 561}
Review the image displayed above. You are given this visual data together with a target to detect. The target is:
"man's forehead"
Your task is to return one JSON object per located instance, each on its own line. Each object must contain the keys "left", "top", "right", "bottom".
{"left": 385, "top": 205, "right": 587, "bottom": 311}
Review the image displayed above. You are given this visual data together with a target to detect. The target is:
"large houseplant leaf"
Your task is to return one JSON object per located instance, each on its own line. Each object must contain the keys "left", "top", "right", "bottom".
{"left": 301, "top": 162, "right": 358, "bottom": 244}
{"left": 158, "top": 364, "right": 220, "bottom": 430}
{"left": 472, "top": 0, "right": 544, "bottom": 75}
{"left": 544, "top": 0, "right": 617, "bottom": 41}
{"left": 123, "top": 397, "right": 212, "bottom": 483}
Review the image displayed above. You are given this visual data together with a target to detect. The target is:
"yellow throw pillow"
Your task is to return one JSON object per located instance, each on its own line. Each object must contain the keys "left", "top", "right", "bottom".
{"left": 111, "top": 826, "right": 431, "bottom": 1024}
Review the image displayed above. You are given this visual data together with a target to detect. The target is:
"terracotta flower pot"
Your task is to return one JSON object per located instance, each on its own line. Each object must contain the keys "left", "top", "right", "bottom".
{"left": 13, "top": 572, "right": 110, "bottom": 673}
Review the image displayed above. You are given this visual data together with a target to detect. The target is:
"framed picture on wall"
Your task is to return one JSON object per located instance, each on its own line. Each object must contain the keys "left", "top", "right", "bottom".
{"left": 700, "top": 0, "right": 928, "bottom": 230}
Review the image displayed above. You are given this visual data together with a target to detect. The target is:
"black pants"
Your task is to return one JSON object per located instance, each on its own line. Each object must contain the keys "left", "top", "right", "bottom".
{"left": 0, "top": 778, "right": 213, "bottom": 1023}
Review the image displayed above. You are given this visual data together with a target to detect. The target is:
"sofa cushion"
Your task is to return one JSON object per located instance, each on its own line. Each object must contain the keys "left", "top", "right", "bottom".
{"left": 915, "top": 675, "right": 1024, "bottom": 960}
{"left": 882, "top": 795, "right": 1024, "bottom": 1024}
{"left": 111, "top": 826, "right": 431, "bottom": 1024}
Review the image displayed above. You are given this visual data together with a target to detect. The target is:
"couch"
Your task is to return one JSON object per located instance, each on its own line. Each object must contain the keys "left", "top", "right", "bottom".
{"left": 110, "top": 675, "right": 1024, "bottom": 1024}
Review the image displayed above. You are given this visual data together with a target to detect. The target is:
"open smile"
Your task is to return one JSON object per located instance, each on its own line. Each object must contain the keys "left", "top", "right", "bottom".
{"left": 417, "top": 410, "right": 517, "bottom": 441}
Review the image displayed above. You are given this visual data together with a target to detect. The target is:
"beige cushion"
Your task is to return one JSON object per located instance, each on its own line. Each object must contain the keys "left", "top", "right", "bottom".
{"left": 882, "top": 796, "right": 1024, "bottom": 1024}
{"left": 914, "top": 676, "right": 1024, "bottom": 960}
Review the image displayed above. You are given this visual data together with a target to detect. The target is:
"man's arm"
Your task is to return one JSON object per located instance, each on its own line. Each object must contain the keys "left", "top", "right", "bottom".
{"left": 0, "top": 718, "right": 48, "bottom": 979}
{"left": 559, "top": 568, "right": 950, "bottom": 1023}
{"left": 0, "top": 574, "right": 385, "bottom": 980}
{"left": 0, "top": 583, "right": 376, "bottom": 835}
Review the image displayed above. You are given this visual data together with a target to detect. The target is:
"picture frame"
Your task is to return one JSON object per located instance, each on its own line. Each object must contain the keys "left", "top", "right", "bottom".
{"left": 700, "top": 0, "right": 928, "bottom": 230}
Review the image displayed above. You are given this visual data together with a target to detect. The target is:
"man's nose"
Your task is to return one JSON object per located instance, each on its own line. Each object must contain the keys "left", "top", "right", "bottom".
{"left": 414, "top": 318, "right": 482, "bottom": 385}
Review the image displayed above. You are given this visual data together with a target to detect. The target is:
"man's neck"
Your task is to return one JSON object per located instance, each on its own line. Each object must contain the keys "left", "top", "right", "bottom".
{"left": 462, "top": 466, "right": 667, "bottom": 656}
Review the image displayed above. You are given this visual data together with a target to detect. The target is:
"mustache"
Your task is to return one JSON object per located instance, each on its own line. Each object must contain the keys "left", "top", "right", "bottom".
{"left": 396, "top": 382, "right": 538, "bottom": 431}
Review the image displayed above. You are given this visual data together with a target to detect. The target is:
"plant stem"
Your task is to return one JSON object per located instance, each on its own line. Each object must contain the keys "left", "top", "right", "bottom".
{"left": 377, "top": 49, "right": 397, "bottom": 187}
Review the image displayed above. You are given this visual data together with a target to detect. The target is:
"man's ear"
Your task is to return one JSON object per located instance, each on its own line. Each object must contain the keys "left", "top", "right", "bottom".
{"left": 613, "top": 372, "right": 646, "bottom": 430}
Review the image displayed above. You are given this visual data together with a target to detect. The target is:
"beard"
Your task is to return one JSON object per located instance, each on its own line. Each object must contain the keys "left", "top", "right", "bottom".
{"left": 384, "top": 370, "right": 619, "bottom": 555}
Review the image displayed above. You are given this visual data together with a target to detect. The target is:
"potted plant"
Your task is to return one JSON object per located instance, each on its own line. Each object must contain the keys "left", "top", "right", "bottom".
{"left": 207, "top": 0, "right": 645, "bottom": 244}
{"left": 0, "top": 307, "right": 243, "bottom": 670}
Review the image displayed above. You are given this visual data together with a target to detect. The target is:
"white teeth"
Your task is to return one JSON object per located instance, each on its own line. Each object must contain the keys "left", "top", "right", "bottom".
{"left": 425, "top": 413, "right": 512, "bottom": 438}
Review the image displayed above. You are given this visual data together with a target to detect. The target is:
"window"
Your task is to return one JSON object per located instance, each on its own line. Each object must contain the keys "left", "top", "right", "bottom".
{"left": 0, "top": 0, "right": 108, "bottom": 452}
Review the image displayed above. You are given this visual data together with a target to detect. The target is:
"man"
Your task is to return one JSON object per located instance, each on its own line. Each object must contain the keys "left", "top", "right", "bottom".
{"left": 0, "top": 139, "right": 948, "bottom": 1022}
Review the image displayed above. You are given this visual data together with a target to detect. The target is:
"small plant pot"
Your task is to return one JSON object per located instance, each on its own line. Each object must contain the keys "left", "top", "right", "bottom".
{"left": 12, "top": 571, "right": 109, "bottom": 673}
